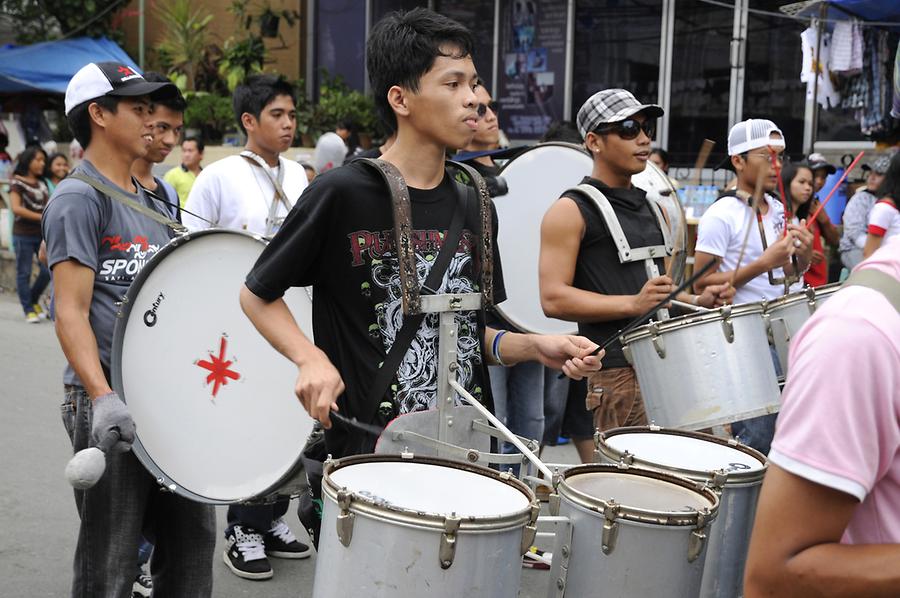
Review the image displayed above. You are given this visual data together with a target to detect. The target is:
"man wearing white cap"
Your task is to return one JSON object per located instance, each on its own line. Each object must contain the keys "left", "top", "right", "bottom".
{"left": 693, "top": 119, "right": 813, "bottom": 454}
{"left": 42, "top": 62, "right": 215, "bottom": 596}
{"left": 540, "top": 89, "right": 733, "bottom": 460}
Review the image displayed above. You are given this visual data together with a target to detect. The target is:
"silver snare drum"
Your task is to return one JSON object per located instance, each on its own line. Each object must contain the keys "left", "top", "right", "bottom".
{"left": 621, "top": 302, "right": 781, "bottom": 430}
{"left": 551, "top": 464, "right": 719, "bottom": 597}
{"left": 313, "top": 454, "right": 539, "bottom": 598}
{"left": 764, "top": 282, "right": 841, "bottom": 377}
{"left": 595, "top": 426, "right": 767, "bottom": 598}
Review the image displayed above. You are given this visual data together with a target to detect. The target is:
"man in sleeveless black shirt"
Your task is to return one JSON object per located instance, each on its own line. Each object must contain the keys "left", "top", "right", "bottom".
{"left": 540, "top": 89, "right": 733, "bottom": 458}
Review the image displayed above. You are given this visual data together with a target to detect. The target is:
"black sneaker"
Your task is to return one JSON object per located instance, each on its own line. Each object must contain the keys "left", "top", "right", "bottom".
{"left": 132, "top": 570, "right": 152, "bottom": 597}
{"left": 223, "top": 525, "right": 273, "bottom": 580}
{"left": 265, "top": 517, "right": 312, "bottom": 559}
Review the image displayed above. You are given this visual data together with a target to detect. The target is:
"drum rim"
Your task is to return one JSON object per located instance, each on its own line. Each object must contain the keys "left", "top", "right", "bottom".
{"left": 496, "top": 141, "right": 591, "bottom": 175}
{"left": 557, "top": 463, "right": 719, "bottom": 526}
{"left": 595, "top": 426, "right": 767, "bottom": 485}
{"left": 110, "top": 228, "right": 301, "bottom": 505}
{"left": 621, "top": 302, "right": 765, "bottom": 343}
{"left": 322, "top": 454, "right": 539, "bottom": 532}
{"left": 763, "top": 282, "right": 842, "bottom": 312}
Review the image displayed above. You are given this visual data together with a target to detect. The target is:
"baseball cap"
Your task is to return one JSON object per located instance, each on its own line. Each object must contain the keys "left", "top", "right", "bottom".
{"left": 861, "top": 154, "right": 891, "bottom": 174}
{"left": 65, "top": 62, "right": 177, "bottom": 115}
{"left": 727, "top": 119, "right": 785, "bottom": 156}
{"left": 576, "top": 89, "right": 664, "bottom": 139}
{"left": 806, "top": 152, "right": 836, "bottom": 174}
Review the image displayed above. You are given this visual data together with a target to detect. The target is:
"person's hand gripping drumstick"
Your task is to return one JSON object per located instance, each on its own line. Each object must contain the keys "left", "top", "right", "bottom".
{"left": 294, "top": 350, "right": 345, "bottom": 430}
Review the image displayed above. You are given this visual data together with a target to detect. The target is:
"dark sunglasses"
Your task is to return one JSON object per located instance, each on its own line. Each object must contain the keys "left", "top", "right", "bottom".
{"left": 476, "top": 102, "right": 500, "bottom": 118}
{"left": 596, "top": 118, "right": 656, "bottom": 140}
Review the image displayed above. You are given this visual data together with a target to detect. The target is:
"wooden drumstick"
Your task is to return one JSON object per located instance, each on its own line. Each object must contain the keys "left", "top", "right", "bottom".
{"left": 731, "top": 166, "right": 767, "bottom": 288}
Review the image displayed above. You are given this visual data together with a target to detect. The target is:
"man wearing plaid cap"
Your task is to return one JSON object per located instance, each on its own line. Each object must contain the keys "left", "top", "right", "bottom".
{"left": 540, "top": 89, "right": 733, "bottom": 459}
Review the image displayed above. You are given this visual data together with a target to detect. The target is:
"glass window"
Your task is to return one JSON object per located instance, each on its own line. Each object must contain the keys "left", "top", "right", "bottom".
{"left": 572, "top": 0, "right": 662, "bottom": 120}
{"left": 315, "top": 1, "right": 367, "bottom": 93}
{"left": 669, "top": 0, "right": 733, "bottom": 165}
{"left": 372, "top": 0, "right": 427, "bottom": 24}
{"left": 742, "top": 1, "right": 809, "bottom": 157}
{"left": 434, "top": 0, "right": 496, "bottom": 92}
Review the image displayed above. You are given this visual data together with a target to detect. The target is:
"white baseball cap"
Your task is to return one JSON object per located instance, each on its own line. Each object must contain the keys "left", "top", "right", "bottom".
{"left": 727, "top": 119, "right": 785, "bottom": 156}
{"left": 65, "top": 62, "right": 177, "bottom": 115}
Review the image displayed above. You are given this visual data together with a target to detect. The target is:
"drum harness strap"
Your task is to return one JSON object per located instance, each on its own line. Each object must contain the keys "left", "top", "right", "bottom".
{"left": 357, "top": 158, "right": 492, "bottom": 424}
{"left": 569, "top": 183, "right": 673, "bottom": 319}
{"left": 844, "top": 269, "right": 900, "bottom": 312}
{"left": 68, "top": 173, "right": 188, "bottom": 235}
{"left": 240, "top": 150, "right": 293, "bottom": 237}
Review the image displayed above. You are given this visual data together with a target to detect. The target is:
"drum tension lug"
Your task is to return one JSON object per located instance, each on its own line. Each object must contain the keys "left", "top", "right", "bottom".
{"left": 439, "top": 514, "right": 461, "bottom": 569}
{"left": 336, "top": 488, "right": 355, "bottom": 548}
{"left": 710, "top": 470, "right": 728, "bottom": 491}
{"left": 688, "top": 508, "right": 711, "bottom": 563}
{"left": 617, "top": 451, "right": 634, "bottom": 469}
{"left": 621, "top": 343, "right": 633, "bottom": 365}
{"left": 601, "top": 502, "right": 620, "bottom": 555}
{"left": 520, "top": 503, "right": 541, "bottom": 555}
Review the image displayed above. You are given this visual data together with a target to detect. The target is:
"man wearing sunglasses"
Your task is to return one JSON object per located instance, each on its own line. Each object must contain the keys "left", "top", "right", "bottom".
{"left": 540, "top": 89, "right": 733, "bottom": 454}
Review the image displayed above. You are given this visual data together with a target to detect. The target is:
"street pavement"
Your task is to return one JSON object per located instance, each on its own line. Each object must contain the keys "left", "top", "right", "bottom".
{"left": 0, "top": 290, "right": 578, "bottom": 597}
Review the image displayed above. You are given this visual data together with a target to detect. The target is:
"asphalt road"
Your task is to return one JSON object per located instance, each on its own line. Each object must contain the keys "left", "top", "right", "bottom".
{"left": 0, "top": 290, "right": 578, "bottom": 597}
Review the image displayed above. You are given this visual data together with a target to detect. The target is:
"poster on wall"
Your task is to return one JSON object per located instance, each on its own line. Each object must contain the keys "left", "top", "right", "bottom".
{"left": 497, "top": 0, "right": 567, "bottom": 140}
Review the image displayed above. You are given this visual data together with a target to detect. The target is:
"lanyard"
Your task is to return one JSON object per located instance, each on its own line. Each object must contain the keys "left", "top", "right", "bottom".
{"left": 240, "top": 150, "right": 292, "bottom": 236}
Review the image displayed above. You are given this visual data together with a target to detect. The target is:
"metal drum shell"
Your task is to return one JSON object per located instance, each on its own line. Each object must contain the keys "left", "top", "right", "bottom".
{"left": 595, "top": 427, "right": 767, "bottom": 598}
{"left": 763, "top": 282, "right": 841, "bottom": 377}
{"left": 621, "top": 303, "right": 780, "bottom": 430}
{"left": 313, "top": 454, "right": 538, "bottom": 598}
{"left": 554, "top": 464, "right": 719, "bottom": 598}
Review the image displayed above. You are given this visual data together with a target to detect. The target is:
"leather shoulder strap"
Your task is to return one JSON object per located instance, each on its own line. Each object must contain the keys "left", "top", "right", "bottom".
{"left": 69, "top": 172, "right": 186, "bottom": 235}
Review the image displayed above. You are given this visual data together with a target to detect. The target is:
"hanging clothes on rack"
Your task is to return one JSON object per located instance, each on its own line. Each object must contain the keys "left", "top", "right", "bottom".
{"left": 831, "top": 20, "right": 863, "bottom": 75}
{"left": 801, "top": 26, "right": 841, "bottom": 109}
{"left": 892, "top": 41, "right": 900, "bottom": 119}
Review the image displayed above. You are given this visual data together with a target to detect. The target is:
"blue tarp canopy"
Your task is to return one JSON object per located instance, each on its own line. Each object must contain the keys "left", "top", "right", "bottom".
{"left": 0, "top": 37, "right": 138, "bottom": 95}
{"left": 792, "top": 0, "right": 900, "bottom": 27}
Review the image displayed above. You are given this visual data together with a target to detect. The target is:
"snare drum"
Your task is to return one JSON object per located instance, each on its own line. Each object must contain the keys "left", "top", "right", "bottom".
{"left": 312, "top": 454, "right": 539, "bottom": 598}
{"left": 621, "top": 302, "right": 781, "bottom": 430}
{"left": 763, "top": 282, "right": 841, "bottom": 377}
{"left": 552, "top": 464, "right": 719, "bottom": 597}
{"left": 111, "top": 229, "right": 316, "bottom": 504}
{"left": 595, "top": 427, "right": 767, "bottom": 598}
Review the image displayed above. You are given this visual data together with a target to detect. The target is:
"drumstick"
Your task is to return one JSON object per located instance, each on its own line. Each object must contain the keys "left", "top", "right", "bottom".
{"left": 731, "top": 167, "right": 767, "bottom": 288}
{"left": 330, "top": 410, "right": 384, "bottom": 437}
{"left": 667, "top": 139, "right": 714, "bottom": 279}
{"left": 805, "top": 150, "right": 865, "bottom": 229}
{"left": 64, "top": 430, "right": 120, "bottom": 489}
{"left": 770, "top": 147, "right": 790, "bottom": 238}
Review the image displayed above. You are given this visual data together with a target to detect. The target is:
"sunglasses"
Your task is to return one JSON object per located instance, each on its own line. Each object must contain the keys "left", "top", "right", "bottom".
{"left": 596, "top": 118, "right": 656, "bottom": 140}
{"left": 476, "top": 102, "right": 500, "bottom": 118}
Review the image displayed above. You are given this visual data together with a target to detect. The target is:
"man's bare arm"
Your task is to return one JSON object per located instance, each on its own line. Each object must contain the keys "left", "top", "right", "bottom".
{"left": 53, "top": 260, "right": 113, "bottom": 399}
{"left": 745, "top": 464, "right": 900, "bottom": 597}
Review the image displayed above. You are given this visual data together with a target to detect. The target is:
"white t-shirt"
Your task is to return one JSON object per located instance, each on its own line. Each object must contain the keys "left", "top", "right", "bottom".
{"left": 696, "top": 193, "right": 792, "bottom": 304}
{"left": 183, "top": 154, "right": 307, "bottom": 235}
{"left": 867, "top": 200, "right": 900, "bottom": 240}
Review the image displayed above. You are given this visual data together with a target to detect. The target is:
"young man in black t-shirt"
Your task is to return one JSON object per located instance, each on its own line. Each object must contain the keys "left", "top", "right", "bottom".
{"left": 241, "top": 9, "right": 601, "bottom": 462}
{"left": 540, "top": 89, "right": 733, "bottom": 461}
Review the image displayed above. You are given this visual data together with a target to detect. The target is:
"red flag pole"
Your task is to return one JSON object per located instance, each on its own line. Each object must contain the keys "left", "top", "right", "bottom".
{"left": 805, "top": 150, "right": 865, "bottom": 229}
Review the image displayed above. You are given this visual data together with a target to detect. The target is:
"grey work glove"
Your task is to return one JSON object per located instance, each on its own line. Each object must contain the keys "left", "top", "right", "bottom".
{"left": 91, "top": 392, "right": 135, "bottom": 453}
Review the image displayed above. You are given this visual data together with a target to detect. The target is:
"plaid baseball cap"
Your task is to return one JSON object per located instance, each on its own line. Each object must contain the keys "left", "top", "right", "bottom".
{"left": 65, "top": 62, "right": 177, "bottom": 115}
{"left": 576, "top": 89, "right": 664, "bottom": 138}
{"left": 806, "top": 152, "right": 836, "bottom": 174}
{"left": 727, "top": 119, "right": 785, "bottom": 156}
{"left": 861, "top": 154, "right": 891, "bottom": 174}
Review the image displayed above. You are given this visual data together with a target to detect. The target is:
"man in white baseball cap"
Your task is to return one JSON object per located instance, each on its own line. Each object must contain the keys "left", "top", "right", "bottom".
{"left": 693, "top": 118, "right": 813, "bottom": 454}
{"left": 43, "top": 62, "right": 215, "bottom": 596}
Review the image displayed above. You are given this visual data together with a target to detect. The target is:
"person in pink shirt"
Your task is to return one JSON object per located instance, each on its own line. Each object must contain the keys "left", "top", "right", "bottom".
{"left": 744, "top": 234, "right": 900, "bottom": 596}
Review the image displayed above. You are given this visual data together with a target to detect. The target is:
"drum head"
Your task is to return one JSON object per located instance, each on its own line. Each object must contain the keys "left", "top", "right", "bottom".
{"left": 494, "top": 143, "right": 591, "bottom": 334}
{"left": 567, "top": 470, "right": 712, "bottom": 513}
{"left": 605, "top": 431, "right": 766, "bottom": 475}
{"left": 111, "top": 230, "right": 316, "bottom": 504}
{"left": 330, "top": 460, "right": 530, "bottom": 517}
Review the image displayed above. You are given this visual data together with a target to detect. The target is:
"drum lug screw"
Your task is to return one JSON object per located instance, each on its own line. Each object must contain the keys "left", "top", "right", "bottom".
{"left": 721, "top": 317, "right": 735, "bottom": 344}
{"left": 336, "top": 488, "right": 355, "bottom": 548}
{"left": 601, "top": 503, "right": 620, "bottom": 555}
{"left": 439, "top": 514, "right": 461, "bottom": 569}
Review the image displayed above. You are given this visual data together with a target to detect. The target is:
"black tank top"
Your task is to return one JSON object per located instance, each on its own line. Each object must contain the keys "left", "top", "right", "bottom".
{"left": 562, "top": 177, "right": 666, "bottom": 368}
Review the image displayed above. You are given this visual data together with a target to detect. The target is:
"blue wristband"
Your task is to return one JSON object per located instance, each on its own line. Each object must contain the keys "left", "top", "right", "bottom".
{"left": 492, "top": 330, "right": 508, "bottom": 366}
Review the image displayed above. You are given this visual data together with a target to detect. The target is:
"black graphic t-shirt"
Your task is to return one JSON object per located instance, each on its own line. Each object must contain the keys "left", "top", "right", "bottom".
{"left": 246, "top": 161, "right": 506, "bottom": 457}
{"left": 561, "top": 177, "right": 665, "bottom": 368}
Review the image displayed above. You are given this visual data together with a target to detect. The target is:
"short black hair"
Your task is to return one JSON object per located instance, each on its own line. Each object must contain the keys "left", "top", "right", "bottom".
{"left": 142, "top": 71, "right": 187, "bottom": 112}
{"left": 876, "top": 152, "right": 900, "bottom": 201}
{"left": 66, "top": 95, "right": 121, "bottom": 149}
{"left": 13, "top": 145, "right": 47, "bottom": 177}
{"left": 183, "top": 136, "right": 205, "bottom": 152}
{"left": 650, "top": 148, "right": 670, "bottom": 166}
{"left": 232, "top": 74, "right": 296, "bottom": 135}
{"left": 367, "top": 8, "right": 474, "bottom": 132}
{"left": 540, "top": 120, "right": 582, "bottom": 144}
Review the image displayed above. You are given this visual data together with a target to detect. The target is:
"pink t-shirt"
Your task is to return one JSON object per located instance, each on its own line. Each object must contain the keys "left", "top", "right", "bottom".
{"left": 769, "top": 234, "right": 900, "bottom": 544}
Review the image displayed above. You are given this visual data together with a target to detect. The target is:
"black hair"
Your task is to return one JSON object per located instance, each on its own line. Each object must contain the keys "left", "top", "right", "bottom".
{"left": 876, "top": 152, "right": 900, "bottom": 202}
{"left": 142, "top": 71, "right": 187, "bottom": 112}
{"left": 338, "top": 119, "right": 360, "bottom": 156}
{"left": 780, "top": 160, "right": 814, "bottom": 220}
{"left": 540, "top": 120, "right": 582, "bottom": 144}
{"left": 66, "top": 95, "right": 121, "bottom": 149}
{"left": 0, "top": 132, "right": 7, "bottom": 149}
{"left": 232, "top": 74, "right": 297, "bottom": 135}
{"left": 43, "top": 152, "right": 69, "bottom": 179}
{"left": 366, "top": 7, "right": 474, "bottom": 132}
{"left": 183, "top": 136, "right": 205, "bottom": 153}
{"left": 650, "top": 148, "right": 670, "bottom": 166}
{"left": 13, "top": 145, "right": 47, "bottom": 177}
